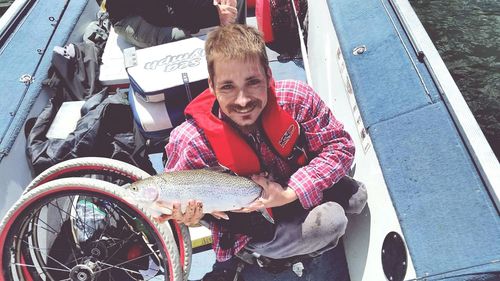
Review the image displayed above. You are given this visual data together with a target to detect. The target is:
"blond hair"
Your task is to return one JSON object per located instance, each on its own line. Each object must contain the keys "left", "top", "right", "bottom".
{"left": 205, "top": 24, "right": 269, "bottom": 80}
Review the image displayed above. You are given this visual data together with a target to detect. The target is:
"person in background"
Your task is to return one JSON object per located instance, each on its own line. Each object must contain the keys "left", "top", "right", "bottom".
{"left": 164, "top": 24, "right": 367, "bottom": 280}
{"left": 104, "top": 0, "right": 246, "bottom": 48}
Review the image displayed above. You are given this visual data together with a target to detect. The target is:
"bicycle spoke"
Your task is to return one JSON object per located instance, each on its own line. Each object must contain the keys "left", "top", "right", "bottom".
{"left": 103, "top": 233, "right": 137, "bottom": 262}
{"left": 97, "top": 261, "right": 143, "bottom": 275}
{"left": 19, "top": 237, "right": 75, "bottom": 271}
{"left": 13, "top": 263, "right": 70, "bottom": 273}
{"left": 54, "top": 200, "right": 66, "bottom": 226}
{"left": 36, "top": 196, "right": 97, "bottom": 237}
{"left": 95, "top": 251, "right": 160, "bottom": 274}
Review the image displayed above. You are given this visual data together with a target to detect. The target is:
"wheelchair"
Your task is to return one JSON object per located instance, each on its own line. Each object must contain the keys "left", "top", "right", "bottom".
{"left": 0, "top": 157, "right": 191, "bottom": 281}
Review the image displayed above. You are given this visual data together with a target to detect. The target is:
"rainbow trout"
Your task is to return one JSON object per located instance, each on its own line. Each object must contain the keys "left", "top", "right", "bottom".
{"left": 126, "top": 169, "right": 274, "bottom": 222}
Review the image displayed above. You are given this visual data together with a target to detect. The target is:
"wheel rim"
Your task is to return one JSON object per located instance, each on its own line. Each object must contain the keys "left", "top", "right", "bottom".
{"left": 2, "top": 188, "right": 174, "bottom": 281}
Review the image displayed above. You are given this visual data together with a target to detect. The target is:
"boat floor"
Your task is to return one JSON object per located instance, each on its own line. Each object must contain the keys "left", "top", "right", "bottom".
{"left": 189, "top": 242, "right": 350, "bottom": 281}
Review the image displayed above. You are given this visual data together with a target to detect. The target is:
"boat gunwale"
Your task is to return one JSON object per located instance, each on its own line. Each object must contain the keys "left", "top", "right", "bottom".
{"left": 389, "top": 0, "right": 500, "bottom": 211}
{"left": 0, "top": 0, "right": 31, "bottom": 45}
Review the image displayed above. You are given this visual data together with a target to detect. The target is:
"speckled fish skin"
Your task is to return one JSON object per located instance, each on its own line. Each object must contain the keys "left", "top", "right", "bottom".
{"left": 127, "top": 169, "right": 263, "bottom": 214}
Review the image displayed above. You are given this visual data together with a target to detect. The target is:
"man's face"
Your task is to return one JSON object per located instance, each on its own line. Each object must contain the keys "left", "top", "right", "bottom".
{"left": 209, "top": 57, "right": 269, "bottom": 132}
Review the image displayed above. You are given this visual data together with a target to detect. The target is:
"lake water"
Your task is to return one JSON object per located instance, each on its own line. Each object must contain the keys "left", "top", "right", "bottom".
{"left": 410, "top": 0, "right": 500, "bottom": 159}
{"left": 1, "top": 2, "right": 498, "bottom": 158}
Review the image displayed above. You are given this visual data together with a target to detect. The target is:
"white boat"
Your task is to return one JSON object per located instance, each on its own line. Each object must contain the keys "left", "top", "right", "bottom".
{"left": 0, "top": 0, "right": 498, "bottom": 280}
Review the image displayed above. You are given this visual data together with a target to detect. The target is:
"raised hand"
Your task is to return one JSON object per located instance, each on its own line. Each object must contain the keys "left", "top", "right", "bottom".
{"left": 216, "top": 4, "right": 237, "bottom": 26}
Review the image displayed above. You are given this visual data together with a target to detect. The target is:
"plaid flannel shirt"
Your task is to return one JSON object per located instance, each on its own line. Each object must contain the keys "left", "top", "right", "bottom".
{"left": 165, "top": 80, "right": 355, "bottom": 261}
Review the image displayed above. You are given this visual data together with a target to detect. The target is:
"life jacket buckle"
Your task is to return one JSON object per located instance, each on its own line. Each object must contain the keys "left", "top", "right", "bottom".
{"left": 287, "top": 145, "right": 308, "bottom": 165}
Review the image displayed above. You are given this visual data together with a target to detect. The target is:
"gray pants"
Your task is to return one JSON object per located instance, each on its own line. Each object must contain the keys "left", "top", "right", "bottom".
{"left": 113, "top": 0, "right": 247, "bottom": 48}
{"left": 246, "top": 179, "right": 367, "bottom": 259}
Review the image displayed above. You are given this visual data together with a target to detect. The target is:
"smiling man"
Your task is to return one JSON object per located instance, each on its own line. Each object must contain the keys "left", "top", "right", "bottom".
{"left": 164, "top": 24, "right": 367, "bottom": 280}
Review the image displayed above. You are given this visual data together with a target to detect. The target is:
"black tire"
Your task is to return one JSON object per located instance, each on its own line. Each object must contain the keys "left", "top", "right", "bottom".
{"left": 0, "top": 177, "right": 183, "bottom": 281}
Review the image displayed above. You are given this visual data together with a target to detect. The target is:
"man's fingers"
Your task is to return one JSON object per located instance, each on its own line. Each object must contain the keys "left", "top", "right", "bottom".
{"left": 181, "top": 201, "right": 204, "bottom": 226}
{"left": 196, "top": 201, "right": 203, "bottom": 216}
{"left": 171, "top": 202, "right": 183, "bottom": 222}
{"left": 166, "top": 200, "right": 206, "bottom": 226}
{"left": 251, "top": 174, "right": 267, "bottom": 186}
{"left": 220, "top": 5, "right": 237, "bottom": 14}
{"left": 217, "top": 4, "right": 237, "bottom": 25}
{"left": 221, "top": 0, "right": 236, "bottom": 7}
{"left": 183, "top": 200, "right": 196, "bottom": 221}
{"left": 190, "top": 201, "right": 204, "bottom": 223}
{"left": 251, "top": 175, "right": 271, "bottom": 195}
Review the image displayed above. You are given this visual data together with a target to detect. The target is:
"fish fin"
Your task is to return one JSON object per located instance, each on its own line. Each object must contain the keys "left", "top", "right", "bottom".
{"left": 149, "top": 202, "right": 173, "bottom": 216}
{"left": 259, "top": 208, "right": 275, "bottom": 224}
{"left": 147, "top": 209, "right": 164, "bottom": 218}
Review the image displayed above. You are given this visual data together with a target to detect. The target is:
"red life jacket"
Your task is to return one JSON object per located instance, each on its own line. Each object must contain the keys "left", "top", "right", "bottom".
{"left": 184, "top": 81, "right": 307, "bottom": 176}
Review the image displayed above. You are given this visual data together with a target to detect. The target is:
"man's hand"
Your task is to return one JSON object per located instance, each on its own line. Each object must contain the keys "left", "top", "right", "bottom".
{"left": 216, "top": 4, "right": 237, "bottom": 26}
{"left": 248, "top": 174, "right": 298, "bottom": 210}
{"left": 154, "top": 200, "right": 204, "bottom": 226}
{"left": 214, "top": 0, "right": 237, "bottom": 7}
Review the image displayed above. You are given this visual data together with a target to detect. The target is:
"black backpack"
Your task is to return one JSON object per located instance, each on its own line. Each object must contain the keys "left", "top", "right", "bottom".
{"left": 25, "top": 41, "right": 155, "bottom": 177}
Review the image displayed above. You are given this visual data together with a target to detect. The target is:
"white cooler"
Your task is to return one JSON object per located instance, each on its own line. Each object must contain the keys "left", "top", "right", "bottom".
{"left": 125, "top": 37, "right": 209, "bottom": 142}
{"left": 125, "top": 37, "right": 209, "bottom": 102}
{"left": 99, "top": 27, "right": 212, "bottom": 89}
{"left": 128, "top": 84, "right": 206, "bottom": 141}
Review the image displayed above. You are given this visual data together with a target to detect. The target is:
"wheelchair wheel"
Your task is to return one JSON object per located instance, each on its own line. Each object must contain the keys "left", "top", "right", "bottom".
{"left": 0, "top": 177, "right": 183, "bottom": 281}
{"left": 25, "top": 157, "right": 152, "bottom": 192}
{"left": 24, "top": 157, "right": 192, "bottom": 280}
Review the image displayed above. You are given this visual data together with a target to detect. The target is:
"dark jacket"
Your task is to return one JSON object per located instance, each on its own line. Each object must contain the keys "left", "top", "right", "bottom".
{"left": 106, "top": 0, "right": 220, "bottom": 32}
